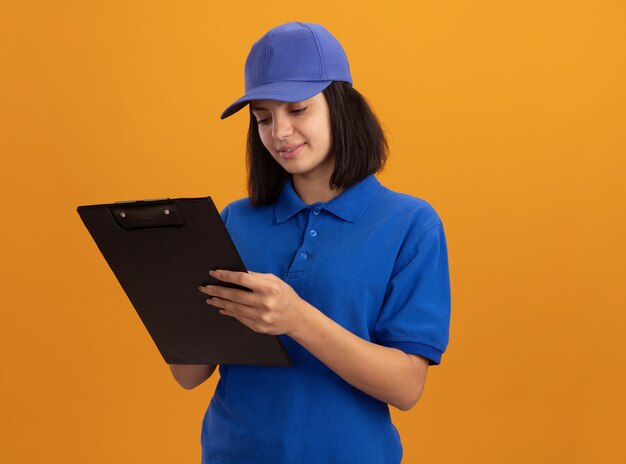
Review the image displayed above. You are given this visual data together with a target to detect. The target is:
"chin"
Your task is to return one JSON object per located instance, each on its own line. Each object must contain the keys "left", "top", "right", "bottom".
{"left": 274, "top": 154, "right": 333, "bottom": 178}
{"left": 277, "top": 161, "right": 314, "bottom": 176}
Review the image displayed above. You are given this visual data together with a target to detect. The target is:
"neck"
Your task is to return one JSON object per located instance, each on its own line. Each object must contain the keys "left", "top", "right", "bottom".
{"left": 292, "top": 172, "right": 344, "bottom": 205}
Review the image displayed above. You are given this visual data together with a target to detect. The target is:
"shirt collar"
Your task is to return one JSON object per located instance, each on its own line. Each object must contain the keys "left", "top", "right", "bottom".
{"left": 275, "top": 174, "right": 382, "bottom": 224}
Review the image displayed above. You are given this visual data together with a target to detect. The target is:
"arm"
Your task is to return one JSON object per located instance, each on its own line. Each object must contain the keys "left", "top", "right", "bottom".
{"left": 169, "top": 364, "right": 217, "bottom": 390}
{"left": 200, "top": 270, "right": 428, "bottom": 410}
{"left": 289, "top": 301, "right": 428, "bottom": 410}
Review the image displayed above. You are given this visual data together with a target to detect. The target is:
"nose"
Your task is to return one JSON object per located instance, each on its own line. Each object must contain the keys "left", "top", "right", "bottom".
{"left": 272, "top": 113, "right": 293, "bottom": 140}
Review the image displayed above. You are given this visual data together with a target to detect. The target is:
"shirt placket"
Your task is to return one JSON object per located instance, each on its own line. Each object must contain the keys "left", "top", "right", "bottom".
{"left": 286, "top": 206, "right": 322, "bottom": 280}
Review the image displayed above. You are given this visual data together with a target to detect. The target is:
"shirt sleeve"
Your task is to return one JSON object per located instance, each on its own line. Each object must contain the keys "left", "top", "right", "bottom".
{"left": 374, "top": 222, "right": 451, "bottom": 365}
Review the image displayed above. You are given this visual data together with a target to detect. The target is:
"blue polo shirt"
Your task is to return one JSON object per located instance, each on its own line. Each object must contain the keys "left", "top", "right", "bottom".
{"left": 201, "top": 174, "right": 451, "bottom": 463}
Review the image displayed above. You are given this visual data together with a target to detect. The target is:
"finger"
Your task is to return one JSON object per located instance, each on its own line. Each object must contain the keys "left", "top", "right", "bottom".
{"left": 200, "top": 284, "right": 257, "bottom": 306}
{"left": 218, "top": 308, "right": 268, "bottom": 334}
{"left": 247, "top": 270, "right": 280, "bottom": 282}
{"left": 209, "top": 270, "right": 263, "bottom": 291}
{"left": 206, "top": 297, "right": 259, "bottom": 319}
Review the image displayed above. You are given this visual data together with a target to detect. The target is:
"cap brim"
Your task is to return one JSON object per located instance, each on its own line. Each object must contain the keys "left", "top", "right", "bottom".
{"left": 220, "top": 80, "right": 333, "bottom": 119}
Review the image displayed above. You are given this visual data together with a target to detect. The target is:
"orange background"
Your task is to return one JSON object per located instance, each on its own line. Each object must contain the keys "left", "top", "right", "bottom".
{"left": 1, "top": 1, "right": 625, "bottom": 462}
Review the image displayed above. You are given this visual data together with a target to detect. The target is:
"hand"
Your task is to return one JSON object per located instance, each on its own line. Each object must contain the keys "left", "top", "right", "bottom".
{"left": 199, "top": 270, "right": 305, "bottom": 336}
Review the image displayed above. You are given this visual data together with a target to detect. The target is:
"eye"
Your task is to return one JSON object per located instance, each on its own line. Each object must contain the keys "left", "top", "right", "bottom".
{"left": 290, "top": 106, "right": 308, "bottom": 115}
{"left": 256, "top": 117, "right": 270, "bottom": 126}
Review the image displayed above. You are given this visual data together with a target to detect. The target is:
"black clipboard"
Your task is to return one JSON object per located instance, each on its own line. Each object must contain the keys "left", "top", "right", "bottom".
{"left": 77, "top": 196, "right": 291, "bottom": 366}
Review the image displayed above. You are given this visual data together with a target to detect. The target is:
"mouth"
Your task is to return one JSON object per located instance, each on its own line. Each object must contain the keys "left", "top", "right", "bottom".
{"left": 277, "top": 143, "right": 305, "bottom": 159}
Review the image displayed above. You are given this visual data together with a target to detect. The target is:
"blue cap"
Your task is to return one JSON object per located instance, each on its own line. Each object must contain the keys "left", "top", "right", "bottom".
{"left": 220, "top": 22, "right": 353, "bottom": 119}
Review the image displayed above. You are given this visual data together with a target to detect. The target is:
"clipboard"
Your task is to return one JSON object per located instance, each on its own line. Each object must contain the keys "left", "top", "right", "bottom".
{"left": 77, "top": 196, "right": 291, "bottom": 366}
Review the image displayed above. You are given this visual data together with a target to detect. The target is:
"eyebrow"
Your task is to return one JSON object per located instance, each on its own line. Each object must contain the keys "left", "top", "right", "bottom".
{"left": 250, "top": 105, "right": 268, "bottom": 112}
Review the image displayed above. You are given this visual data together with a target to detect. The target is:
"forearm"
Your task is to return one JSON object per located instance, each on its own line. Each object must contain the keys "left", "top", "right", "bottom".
{"left": 201, "top": 270, "right": 428, "bottom": 409}
{"left": 168, "top": 364, "right": 216, "bottom": 390}
{"left": 288, "top": 301, "right": 428, "bottom": 411}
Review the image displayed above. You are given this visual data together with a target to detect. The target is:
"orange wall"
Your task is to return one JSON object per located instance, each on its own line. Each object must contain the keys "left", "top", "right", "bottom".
{"left": 1, "top": 1, "right": 625, "bottom": 462}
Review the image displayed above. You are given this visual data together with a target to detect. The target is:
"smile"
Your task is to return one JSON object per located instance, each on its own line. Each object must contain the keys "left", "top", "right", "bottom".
{"left": 277, "top": 143, "right": 305, "bottom": 159}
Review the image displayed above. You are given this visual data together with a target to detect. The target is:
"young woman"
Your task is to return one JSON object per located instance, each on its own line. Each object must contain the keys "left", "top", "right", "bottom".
{"left": 170, "top": 22, "right": 451, "bottom": 463}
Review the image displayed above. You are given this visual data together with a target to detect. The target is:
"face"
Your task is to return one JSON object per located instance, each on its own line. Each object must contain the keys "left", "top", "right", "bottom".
{"left": 251, "top": 92, "right": 333, "bottom": 180}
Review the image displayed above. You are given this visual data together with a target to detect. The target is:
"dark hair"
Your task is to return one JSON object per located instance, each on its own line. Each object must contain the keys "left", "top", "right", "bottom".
{"left": 246, "top": 81, "right": 388, "bottom": 206}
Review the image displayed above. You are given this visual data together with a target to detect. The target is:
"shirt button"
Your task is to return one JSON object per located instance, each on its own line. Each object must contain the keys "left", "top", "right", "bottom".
{"left": 300, "top": 253, "right": 308, "bottom": 260}
{"left": 313, "top": 209, "right": 320, "bottom": 216}
{"left": 310, "top": 230, "right": 318, "bottom": 237}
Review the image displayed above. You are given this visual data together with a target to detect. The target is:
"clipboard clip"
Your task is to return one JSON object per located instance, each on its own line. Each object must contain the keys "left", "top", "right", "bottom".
{"left": 110, "top": 201, "right": 185, "bottom": 230}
